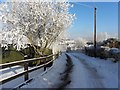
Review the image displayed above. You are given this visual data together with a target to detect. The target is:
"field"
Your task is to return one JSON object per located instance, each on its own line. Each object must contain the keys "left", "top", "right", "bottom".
{"left": 1, "top": 47, "right": 52, "bottom": 64}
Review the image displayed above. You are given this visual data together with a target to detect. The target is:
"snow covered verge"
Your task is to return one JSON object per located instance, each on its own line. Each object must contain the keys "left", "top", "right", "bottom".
{"left": 21, "top": 53, "right": 67, "bottom": 88}
{"left": 1, "top": 53, "right": 67, "bottom": 88}
{"left": 67, "top": 52, "right": 118, "bottom": 88}
{"left": 1, "top": 65, "right": 45, "bottom": 88}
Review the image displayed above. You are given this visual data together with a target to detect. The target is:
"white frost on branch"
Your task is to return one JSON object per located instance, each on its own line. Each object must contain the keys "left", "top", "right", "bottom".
{"left": 0, "top": 1, "right": 75, "bottom": 50}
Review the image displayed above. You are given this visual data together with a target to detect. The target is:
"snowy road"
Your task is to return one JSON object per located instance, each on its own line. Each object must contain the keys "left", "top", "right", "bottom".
{"left": 66, "top": 53, "right": 118, "bottom": 88}
{"left": 67, "top": 54, "right": 104, "bottom": 88}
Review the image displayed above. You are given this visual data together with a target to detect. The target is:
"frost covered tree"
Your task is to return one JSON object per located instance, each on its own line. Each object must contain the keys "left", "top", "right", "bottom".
{"left": 97, "top": 32, "right": 110, "bottom": 41}
{"left": 0, "top": 1, "right": 75, "bottom": 54}
{"left": 74, "top": 38, "right": 87, "bottom": 48}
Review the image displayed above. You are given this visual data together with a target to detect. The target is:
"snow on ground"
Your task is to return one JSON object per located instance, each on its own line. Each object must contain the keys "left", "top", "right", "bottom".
{"left": 1, "top": 65, "right": 45, "bottom": 88}
{"left": 1, "top": 52, "right": 118, "bottom": 88}
{"left": 1, "top": 53, "right": 67, "bottom": 88}
{"left": 0, "top": 65, "right": 24, "bottom": 88}
{"left": 1, "top": 66, "right": 24, "bottom": 80}
{"left": 67, "top": 52, "right": 118, "bottom": 88}
{"left": 21, "top": 53, "right": 67, "bottom": 88}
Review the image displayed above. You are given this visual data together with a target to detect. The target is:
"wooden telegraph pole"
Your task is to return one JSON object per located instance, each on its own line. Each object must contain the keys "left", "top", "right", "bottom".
{"left": 94, "top": 7, "right": 97, "bottom": 57}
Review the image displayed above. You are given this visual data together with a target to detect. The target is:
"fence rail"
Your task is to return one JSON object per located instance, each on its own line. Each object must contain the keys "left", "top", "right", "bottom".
{"left": 0, "top": 54, "right": 59, "bottom": 85}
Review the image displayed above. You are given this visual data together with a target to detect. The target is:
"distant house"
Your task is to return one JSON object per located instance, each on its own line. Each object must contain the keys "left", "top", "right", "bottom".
{"left": 52, "top": 38, "right": 76, "bottom": 53}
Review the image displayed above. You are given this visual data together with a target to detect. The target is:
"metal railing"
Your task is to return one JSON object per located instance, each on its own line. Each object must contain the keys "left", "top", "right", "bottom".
{"left": 0, "top": 54, "right": 59, "bottom": 85}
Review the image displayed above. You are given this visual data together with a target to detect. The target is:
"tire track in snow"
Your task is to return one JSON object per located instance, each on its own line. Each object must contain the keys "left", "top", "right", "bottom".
{"left": 57, "top": 54, "right": 73, "bottom": 89}
{"left": 72, "top": 54, "right": 105, "bottom": 88}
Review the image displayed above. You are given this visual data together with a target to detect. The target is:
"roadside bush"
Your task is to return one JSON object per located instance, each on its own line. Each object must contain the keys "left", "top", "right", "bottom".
{"left": 85, "top": 46, "right": 120, "bottom": 62}
{"left": 85, "top": 46, "right": 107, "bottom": 59}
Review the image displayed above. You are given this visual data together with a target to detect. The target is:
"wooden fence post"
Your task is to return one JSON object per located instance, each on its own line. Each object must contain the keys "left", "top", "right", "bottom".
{"left": 56, "top": 53, "right": 59, "bottom": 59}
{"left": 24, "top": 62, "right": 28, "bottom": 81}
{"left": 24, "top": 55, "right": 29, "bottom": 81}
{"left": 44, "top": 58, "right": 46, "bottom": 71}
{"left": 58, "top": 51, "right": 61, "bottom": 57}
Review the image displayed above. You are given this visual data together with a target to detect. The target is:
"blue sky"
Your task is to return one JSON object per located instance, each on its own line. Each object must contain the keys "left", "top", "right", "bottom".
{"left": 0, "top": 0, "right": 5, "bottom": 3}
{"left": 68, "top": 2, "right": 118, "bottom": 39}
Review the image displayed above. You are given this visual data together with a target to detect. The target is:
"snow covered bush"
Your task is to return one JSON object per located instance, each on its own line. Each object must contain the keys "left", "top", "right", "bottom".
{"left": 108, "top": 48, "right": 120, "bottom": 62}
{"left": 85, "top": 45, "right": 120, "bottom": 62}
{"left": 85, "top": 45, "right": 107, "bottom": 59}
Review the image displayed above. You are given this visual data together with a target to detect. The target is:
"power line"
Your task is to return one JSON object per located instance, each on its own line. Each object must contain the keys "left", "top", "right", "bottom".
{"left": 74, "top": 2, "right": 94, "bottom": 8}
{"left": 72, "top": 2, "right": 95, "bottom": 15}
{"left": 91, "top": 0, "right": 96, "bottom": 7}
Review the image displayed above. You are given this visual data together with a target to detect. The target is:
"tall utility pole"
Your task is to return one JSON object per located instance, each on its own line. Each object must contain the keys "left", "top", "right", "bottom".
{"left": 94, "top": 7, "right": 97, "bottom": 57}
